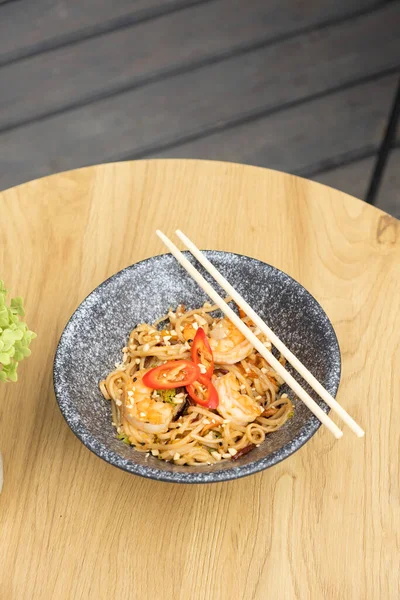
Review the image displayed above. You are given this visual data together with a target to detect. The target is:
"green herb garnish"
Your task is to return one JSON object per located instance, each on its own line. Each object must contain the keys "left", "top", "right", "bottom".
{"left": 0, "top": 281, "right": 36, "bottom": 383}
{"left": 159, "top": 388, "right": 177, "bottom": 404}
{"left": 117, "top": 432, "right": 131, "bottom": 445}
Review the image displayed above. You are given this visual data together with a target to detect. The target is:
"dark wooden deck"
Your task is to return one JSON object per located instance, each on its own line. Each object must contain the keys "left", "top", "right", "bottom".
{"left": 0, "top": 0, "right": 399, "bottom": 216}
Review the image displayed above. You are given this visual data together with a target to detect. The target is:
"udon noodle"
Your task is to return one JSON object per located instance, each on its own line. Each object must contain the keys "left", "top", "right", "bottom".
{"left": 100, "top": 301, "right": 294, "bottom": 465}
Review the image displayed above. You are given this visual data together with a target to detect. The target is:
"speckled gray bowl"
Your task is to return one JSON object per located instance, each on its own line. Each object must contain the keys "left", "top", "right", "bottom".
{"left": 54, "top": 251, "right": 341, "bottom": 483}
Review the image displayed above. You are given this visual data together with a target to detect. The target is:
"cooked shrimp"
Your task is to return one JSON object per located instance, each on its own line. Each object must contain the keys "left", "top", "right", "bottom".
{"left": 208, "top": 318, "right": 253, "bottom": 364}
{"left": 122, "top": 369, "right": 174, "bottom": 434}
{"left": 182, "top": 319, "right": 198, "bottom": 341}
{"left": 213, "top": 372, "right": 263, "bottom": 426}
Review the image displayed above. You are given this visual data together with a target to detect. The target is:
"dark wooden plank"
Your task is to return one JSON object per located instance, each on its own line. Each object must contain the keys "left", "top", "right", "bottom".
{"left": 154, "top": 74, "right": 397, "bottom": 175}
{"left": 314, "top": 147, "right": 400, "bottom": 217}
{"left": 0, "top": 4, "right": 399, "bottom": 191}
{"left": 312, "top": 157, "right": 375, "bottom": 201}
{"left": 365, "top": 78, "right": 400, "bottom": 204}
{"left": 0, "top": 0, "right": 382, "bottom": 130}
{"left": 0, "top": 0, "right": 195, "bottom": 62}
{"left": 375, "top": 147, "right": 400, "bottom": 217}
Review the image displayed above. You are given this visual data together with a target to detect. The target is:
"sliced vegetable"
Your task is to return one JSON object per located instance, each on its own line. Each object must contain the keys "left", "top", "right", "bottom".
{"left": 191, "top": 327, "right": 214, "bottom": 378}
{"left": 230, "top": 444, "right": 256, "bottom": 460}
{"left": 143, "top": 360, "right": 200, "bottom": 389}
{"left": 186, "top": 374, "right": 219, "bottom": 409}
{"left": 117, "top": 432, "right": 131, "bottom": 445}
{"left": 172, "top": 398, "right": 189, "bottom": 421}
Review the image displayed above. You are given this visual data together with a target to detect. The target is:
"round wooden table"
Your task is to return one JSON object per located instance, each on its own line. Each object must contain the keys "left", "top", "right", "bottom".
{"left": 0, "top": 160, "right": 398, "bottom": 599}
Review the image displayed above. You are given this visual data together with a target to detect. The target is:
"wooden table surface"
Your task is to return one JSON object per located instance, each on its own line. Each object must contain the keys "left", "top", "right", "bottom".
{"left": 0, "top": 160, "right": 398, "bottom": 599}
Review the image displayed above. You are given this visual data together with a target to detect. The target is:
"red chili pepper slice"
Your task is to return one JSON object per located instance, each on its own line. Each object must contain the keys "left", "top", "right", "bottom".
{"left": 143, "top": 360, "right": 200, "bottom": 389}
{"left": 186, "top": 374, "right": 219, "bottom": 409}
{"left": 191, "top": 327, "right": 214, "bottom": 378}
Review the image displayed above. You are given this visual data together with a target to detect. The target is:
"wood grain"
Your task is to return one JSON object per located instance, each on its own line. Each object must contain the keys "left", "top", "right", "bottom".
{"left": 0, "top": 160, "right": 399, "bottom": 599}
{"left": 0, "top": 4, "right": 399, "bottom": 193}
{"left": 155, "top": 74, "right": 397, "bottom": 174}
{"left": 0, "top": 0, "right": 380, "bottom": 129}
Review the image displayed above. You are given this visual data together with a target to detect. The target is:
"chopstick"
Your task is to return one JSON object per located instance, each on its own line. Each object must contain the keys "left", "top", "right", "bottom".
{"left": 176, "top": 230, "right": 365, "bottom": 439}
{"left": 156, "top": 230, "right": 343, "bottom": 439}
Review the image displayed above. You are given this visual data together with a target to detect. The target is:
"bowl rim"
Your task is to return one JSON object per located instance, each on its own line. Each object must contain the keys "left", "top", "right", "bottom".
{"left": 53, "top": 250, "right": 341, "bottom": 484}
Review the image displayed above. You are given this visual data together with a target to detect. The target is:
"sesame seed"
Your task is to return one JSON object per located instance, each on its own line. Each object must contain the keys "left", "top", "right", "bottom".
{"left": 165, "top": 340, "right": 171, "bottom": 346}
{"left": 140, "top": 412, "right": 146, "bottom": 417}
{"left": 281, "top": 393, "right": 288, "bottom": 398}
{"left": 194, "top": 314, "right": 207, "bottom": 325}
{"left": 173, "top": 453, "right": 180, "bottom": 461}
{"left": 151, "top": 449, "right": 159, "bottom": 456}
{"left": 111, "top": 422, "right": 116, "bottom": 426}
{"left": 192, "top": 322, "right": 199, "bottom": 330}
{"left": 127, "top": 391, "right": 134, "bottom": 397}
{"left": 228, "top": 448, "right": 237, "bottom": 456}
{"left": 203, "top": 419, "right": 210, "bottom": 425}
{"left": 256, "top": 444, "right": 260, "bottom": 447}
{"left": 164, "top": 335, "right": 171, "bottom": 342}
{"left": 255, "top": 395, "right": 262, "bottom": 400}
{"left": 126, "top": 403, "right": 133, "bottom": 409}
{"left": 143, "top": 344, "right": 150, "bottom": 352}
{"left": 211, "top": 451, "right": 222, "bottom": 461}
{"left": 170, "top": 329, "right": 177, "bottom": 335}
{"left": 115, "top": 400, "right": 122, "bottom": 406}
{"left": 135, "top": 358, "right": 141, "bottom": 364}
{"left": 146, "top": 453, "right": 150, "bottom": 457}
{"left": 199, "top": 364, "right": 207, "bottom": 374}
{"left": 222, "top": 453, "right": 231, "bottom": 459}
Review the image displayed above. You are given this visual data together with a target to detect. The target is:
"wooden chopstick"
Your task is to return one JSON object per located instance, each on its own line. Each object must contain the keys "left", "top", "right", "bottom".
{"left": 176, "top": 230, "right": 365, "bottom": 439}
{"left": 156, "top": 230, "right": 343, "bottom": 439}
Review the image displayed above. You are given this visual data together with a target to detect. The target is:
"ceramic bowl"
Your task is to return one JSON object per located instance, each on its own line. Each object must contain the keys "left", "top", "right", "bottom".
{"left": 54, "top": 251, "right": 341, "bottom": 483}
